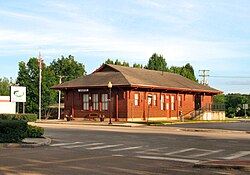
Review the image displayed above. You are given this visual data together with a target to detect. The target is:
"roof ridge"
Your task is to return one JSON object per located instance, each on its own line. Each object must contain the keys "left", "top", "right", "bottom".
{"left": 105, "top": 64, "right": 131, "bottom": 86}
{"left": 106, "top": 64, "right": 182, "bottom": 77}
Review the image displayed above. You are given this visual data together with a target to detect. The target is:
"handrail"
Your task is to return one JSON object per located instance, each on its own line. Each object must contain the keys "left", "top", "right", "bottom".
{"left": 189, "top": 104, "right": 225, "bottom": 119}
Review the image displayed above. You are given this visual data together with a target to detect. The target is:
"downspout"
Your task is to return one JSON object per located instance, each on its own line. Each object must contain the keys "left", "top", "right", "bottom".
{"left": 116, "top": 93, "right": 118, "bottom": 121}
{"left": 176, "top": 93, "right": 179, "bottom": 119}
{"left": 72, "top": 90, "right": 75, "bottom": 119}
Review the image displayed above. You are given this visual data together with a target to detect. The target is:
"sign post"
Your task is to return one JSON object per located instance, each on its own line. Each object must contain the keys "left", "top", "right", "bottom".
{"left": 243, "top": 104, "right": 248, "bottom": 117}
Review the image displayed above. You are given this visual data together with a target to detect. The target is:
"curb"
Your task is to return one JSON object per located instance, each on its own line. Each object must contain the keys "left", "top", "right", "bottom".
{"left": 0, "top": 137, "right": 51, "bottom": 148}
{"left": 33, "top": 121, "right": 249, "bottom": 134}
{"left": 179, "top": 128, "right": 249, "bottom": 134}
{"left": 193, "top": 160, "right": 250, "bottom": 172}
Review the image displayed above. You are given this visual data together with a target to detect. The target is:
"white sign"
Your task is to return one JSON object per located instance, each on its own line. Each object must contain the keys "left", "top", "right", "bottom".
{"left": 148, "top": 94, "right": 152, "bottom": 105}
{"left": 243, "top": 104, "right": 248, "bottom": 109}
{"left": 10, "top": 86, "right": 26, "bottom": 102}
{"left": 78, "top": 89, "right": 89, "bottom": 92}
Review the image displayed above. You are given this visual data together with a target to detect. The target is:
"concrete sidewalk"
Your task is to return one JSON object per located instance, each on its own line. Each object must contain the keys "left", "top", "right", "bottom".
{"left": 34, "top": 119, "right": 250, "bottom": 134}
{"left": 35, "top": 119, "right": 146, "bottom": 127}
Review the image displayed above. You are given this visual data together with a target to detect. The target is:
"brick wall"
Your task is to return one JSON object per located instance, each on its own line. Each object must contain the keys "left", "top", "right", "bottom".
{"left": 64, "top": 88, "right": 215, "bottom": 121}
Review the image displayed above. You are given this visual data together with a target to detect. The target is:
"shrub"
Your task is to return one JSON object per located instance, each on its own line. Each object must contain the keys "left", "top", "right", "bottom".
{"left": 0, "top": 113, "right": 37, "bottom": 122}
{"left": 18, "top": 114, "right": 37, "bottom": 122}
{"left": 0, "top": 120, "right": 28, "bottom": 143}
{"left": 25, "top": 125, "right": 44, "bottom": 138}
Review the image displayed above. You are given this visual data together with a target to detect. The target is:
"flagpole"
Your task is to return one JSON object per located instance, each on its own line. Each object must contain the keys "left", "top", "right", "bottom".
{"left": 39, "top": 52, "right": 42, "bottom": 121}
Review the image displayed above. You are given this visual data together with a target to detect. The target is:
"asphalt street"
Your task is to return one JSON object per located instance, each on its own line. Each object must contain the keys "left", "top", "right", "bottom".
{"left": 0, "top": 123, "right": 250, "bottom": 175}
{"left": 165, "top": 120, "right": 250, "bottom": 131}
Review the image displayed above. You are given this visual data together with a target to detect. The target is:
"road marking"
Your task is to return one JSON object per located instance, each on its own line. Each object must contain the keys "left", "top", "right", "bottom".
{"left": 164, "top": 148, "right": 196, "bottom": 156}
{"left": 50, "top": 142, "right": 84, "bottom": 147}
{"left": 87, "top": 144, "right": 123, "bottom": 150}
{"left": 112, "top": 154, "right": 124, "bottom": 157}
{"left": 189, "top": 149, "right": 224, "bottom": 158}
{"left": 62, "top": 143, "right": 104, "bottom": 148}
{"left": 111, "top": 146, "right": 143, "bottom": 152}
{"left": 223, "top": 151, "right": 250, "bottom": 160}
{"left": 137, "top": 155, "right": 199, "bottom": 163}
{"left": 136, "top": 147, "right": 168, "bottom": 154}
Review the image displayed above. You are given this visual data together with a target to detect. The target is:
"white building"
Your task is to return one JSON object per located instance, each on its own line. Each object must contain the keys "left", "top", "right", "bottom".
{"left": 0, "top": 96, "right": 16, "bottom": 114}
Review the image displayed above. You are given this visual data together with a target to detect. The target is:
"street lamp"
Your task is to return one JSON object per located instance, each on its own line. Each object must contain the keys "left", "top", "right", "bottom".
{"left": 108, "top": 81, "right": 112, "bottom": 124}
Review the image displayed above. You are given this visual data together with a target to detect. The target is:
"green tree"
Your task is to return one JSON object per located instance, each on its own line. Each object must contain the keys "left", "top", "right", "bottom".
{"left": 50, "top": 55, "right": 86, "bottom": 83}
{"left": 169, "top": 63, "right": 197, "bottom": 82}
{"left": 0, "top": 77, "right": 14, "bottom": 96}
{"left": 169, "top": 66, "right": 182, "bottom": 74}
{"left": 216, "top": 93, "right": 250, "bottom": 117}
{"left": 181, "top": 63, "right": 197, "bottom": 82}
{"left": 114, "top": 59, "right": 122, "bottom": 65}
{"left": 213, "top": 94, "right": 226, "bottom": 104}
{"left": 122, "top": 61, "right": 129, "bottom": 67}
{"left": 17, "top": 58, "right": 39, "bottom": 113}
{"left": 41, "top": 66, "right": 57, "bottom": 112}
{"left": 103, "top": 59, "right": 130, "bottom": 67}
{"left": 146, "top": 53, "right": 168, "bottom": 71}
{"left": 133, "top": 63, "right": 143, "bottom": 68}
{"left": 104, "top": 58, "right": 114, "bottom": 64}
{"left": 16, "top": 58, "right": 57, "bottom": 114}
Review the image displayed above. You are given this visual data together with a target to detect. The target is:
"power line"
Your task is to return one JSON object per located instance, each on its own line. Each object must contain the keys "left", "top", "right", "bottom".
{"left": 210, "top": 76, "right": 250, "bottom": 79}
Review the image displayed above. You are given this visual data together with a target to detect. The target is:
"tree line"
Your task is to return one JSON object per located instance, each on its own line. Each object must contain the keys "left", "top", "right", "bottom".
{"left": 213, "top": 94, "right": 250, "bottom": 117}
{"left": 104, "top": 53, "right": 197, "bottom": 82}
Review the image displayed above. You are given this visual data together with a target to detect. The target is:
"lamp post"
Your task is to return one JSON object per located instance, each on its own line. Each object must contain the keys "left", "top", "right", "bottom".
{"left": 108, "top": 82, "right": 112, "bottom": 124}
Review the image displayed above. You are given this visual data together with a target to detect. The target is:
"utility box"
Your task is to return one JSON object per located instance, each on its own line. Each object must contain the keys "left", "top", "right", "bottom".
{"left": 0, "top": 96, "right": 16, "bottom": 114}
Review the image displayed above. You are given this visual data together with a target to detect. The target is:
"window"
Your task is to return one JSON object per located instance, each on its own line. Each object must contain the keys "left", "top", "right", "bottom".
{"left": 101, "top": 94, "right": 108, "bottom": 110}
{"left": 83, "top": 94, "right": 89, "bottom": 110}
{"left": 134, "top": 94, "right": 139, "bottom": 106}
{"left": 153, "top": 94, "right": 157, "bottom": 106}
{"left": 160, "top": 95, "right": 164, "bottom": 110}
{"left": 178, "top": 95, "right": 182, "bottom": 107}
{"left": 166, "top": 96, "right": 169, "bottom": 110}
{"left": 171, "top": 96, "right": 175, "bottom": 110}
{"left": 92, "top": 94, "right": 99, "bottom": 110}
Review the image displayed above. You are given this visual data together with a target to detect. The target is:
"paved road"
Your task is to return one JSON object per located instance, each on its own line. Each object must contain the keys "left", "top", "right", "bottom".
{"left": 165, "top": 120, "right": 250, "bottom": 131}
{"left": 0, "top": 124, "right": 249, "bottom": 175}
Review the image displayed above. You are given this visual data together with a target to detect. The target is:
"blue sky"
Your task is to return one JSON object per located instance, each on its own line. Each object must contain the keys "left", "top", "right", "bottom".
{"left": 0, "top": 0, "right": 250, "bottom": 94}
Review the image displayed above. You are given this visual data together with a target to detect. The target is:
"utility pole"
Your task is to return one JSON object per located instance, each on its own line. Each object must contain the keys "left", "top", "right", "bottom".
{"left": 38, "top": 52, "right": 43, "bottom": 121}
{"left": 199, "top": 70, "right": 210, "bottom": 85}
{"left": 58, "top": 75, "right": 65, "bottom": 119}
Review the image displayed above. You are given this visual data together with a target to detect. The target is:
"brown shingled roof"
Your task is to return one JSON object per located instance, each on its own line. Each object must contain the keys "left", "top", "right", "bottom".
{"left": 52, "top": 64, "right": 222, "bottom": 94}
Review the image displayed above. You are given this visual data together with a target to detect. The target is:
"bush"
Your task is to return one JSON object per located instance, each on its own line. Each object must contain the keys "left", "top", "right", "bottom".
{"left": 0, "top": 113, "right": 37, "bottom": 122}
{"left": 0, "top": 120, "right": 28, "bottom": 143}
{"left": 25, "top": 125, "right": 44, "bottom": 138}
{"left": 18, "top": 114, "right": 37, "bottom": 122}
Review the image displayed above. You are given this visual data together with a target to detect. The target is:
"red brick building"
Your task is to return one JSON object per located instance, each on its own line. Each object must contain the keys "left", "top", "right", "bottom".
{"left": 52, "top": 64, "right": 222, "bottom": 121}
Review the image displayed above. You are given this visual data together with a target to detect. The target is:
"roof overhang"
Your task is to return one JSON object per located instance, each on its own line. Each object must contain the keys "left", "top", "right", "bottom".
{"left": 52, "top": 83, "right": 222, "bottom": 95}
